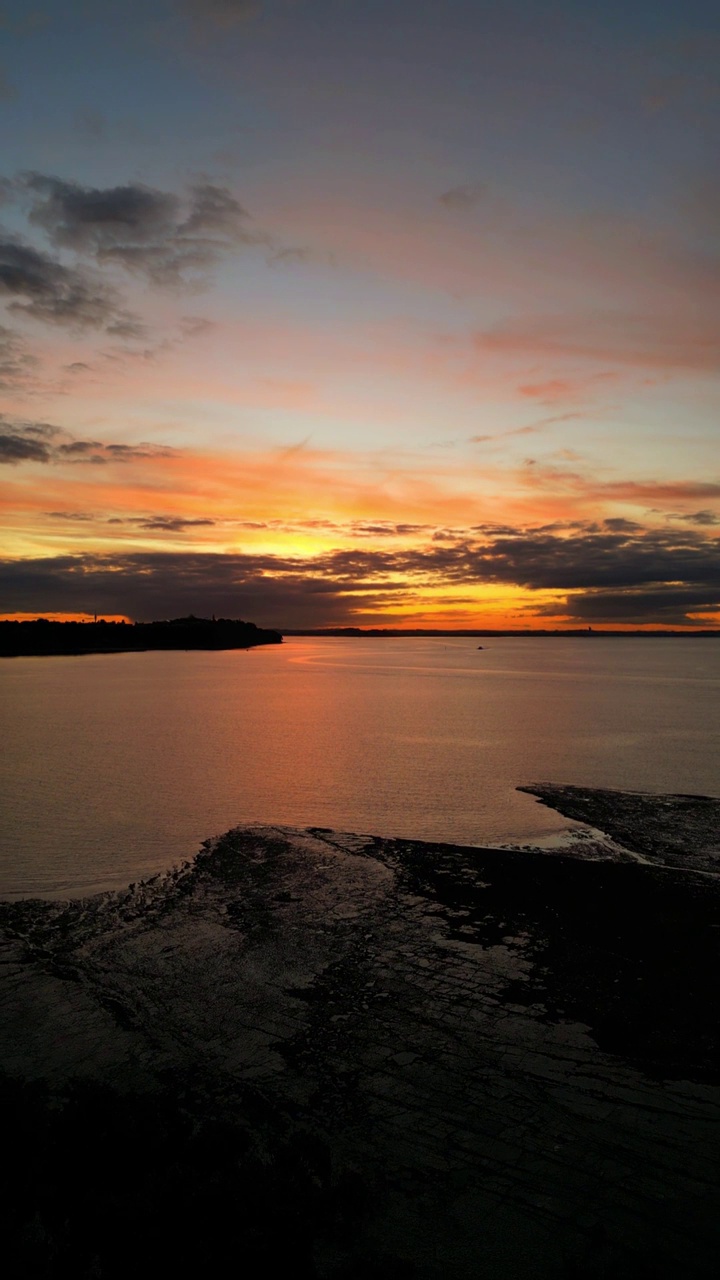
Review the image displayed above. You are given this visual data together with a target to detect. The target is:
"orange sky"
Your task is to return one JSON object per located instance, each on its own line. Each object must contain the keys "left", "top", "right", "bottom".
{"left": 1, "top": 0, "right": 719, "bottom": 629}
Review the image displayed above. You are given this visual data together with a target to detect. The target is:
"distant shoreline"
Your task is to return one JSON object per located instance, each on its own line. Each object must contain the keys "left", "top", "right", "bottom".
{"left": 3, "top": 621, "right": 718, "bottom": 656}
{"left": 283, "top": 626, "right": 720, "bottom": 637}
{"left": 0, "top": 616, "right": 283, "bottom": 658}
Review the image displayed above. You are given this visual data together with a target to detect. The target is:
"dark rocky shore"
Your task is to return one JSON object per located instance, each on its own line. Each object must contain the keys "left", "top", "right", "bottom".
{"left": 1, "top": 788, "right": 719, "bottom": 1278}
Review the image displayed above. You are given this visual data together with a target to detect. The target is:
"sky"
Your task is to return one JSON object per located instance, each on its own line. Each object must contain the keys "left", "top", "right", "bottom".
{"left": 1, "top": 0, "right": 719, "bottom": 629}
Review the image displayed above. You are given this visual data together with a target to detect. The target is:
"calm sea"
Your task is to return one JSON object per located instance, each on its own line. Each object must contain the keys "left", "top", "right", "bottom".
{"left": 1, "top": 636, "right": 718, "bottom": 898}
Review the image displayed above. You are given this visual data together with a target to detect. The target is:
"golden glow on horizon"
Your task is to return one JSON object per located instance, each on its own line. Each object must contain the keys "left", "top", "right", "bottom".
{"left": 2, "top": 433, "right": 718, "bottom": 630}
{"left": 1, "top": 612, "right": 716, "bottom": 631}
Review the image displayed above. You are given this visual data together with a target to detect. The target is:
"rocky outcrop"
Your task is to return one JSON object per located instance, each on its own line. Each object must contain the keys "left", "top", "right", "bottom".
{"left": 1, "top": 792, "right": 719, "bottom": 1277}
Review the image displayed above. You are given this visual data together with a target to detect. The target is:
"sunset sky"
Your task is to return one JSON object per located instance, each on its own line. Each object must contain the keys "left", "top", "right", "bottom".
{"left": 1, "top": 0, "right": 719, "bottom": 628}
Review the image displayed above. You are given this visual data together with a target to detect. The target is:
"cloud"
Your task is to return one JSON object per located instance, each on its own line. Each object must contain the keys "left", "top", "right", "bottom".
{"left": 73, "top": 108, "right": 107, "bottom": 144}
{"left": 2, "top": 524, "right": 718, "bottom": 626}
{"left": 517, "top": 459, "right": 720, "bottom": 509}
{"left": 269, "top": 246, "right": 312, "bottom": 266}
{"left": 0, "top": 432, "right": 52, "bottom": 464}
{"left": 678, "top": 509, "right": 720, "bottom": 527}
{"left": 46, "top": 511, "right": 95, "bottom": 522}
{"left": 410, "top": 527, "right": 720, "bottom": 593}
{"left": 517, "top": 374, "right": 614, "bottom": 405}
{"left": 179, "top": 182, "right": 250, "bottom": 238}
{"left": 110, "top": 516, "right": 217, "bottom": 532}
{"left": 348, "top": 521, "right": 429, "bottom": 538}
{"left": 438, "top": 184, "right": 487, "bottom": 212}
{"left": 0, "top": 416, "right": 58, "bottom": 463}
{"left": 519, "top": 379, "right": 576, "bottom": 400}
{"left": 0, "top": 236, "right": 143, "bottom": 332}
{"left": 0, "top": 417, "right": 175, "bottom": 466}
{"left": 97, "top": 314, "right": 217, "bottom": 369}
{"left": 476, "top": 308, "right": 720, "bottom": 376}
{"left": 0, "top": 323, "right": 37, "bottom": 388}
{"left": 538, "top": 587, "right": 720, "bottom": 627}
{"left": 25, "top": 175, "right": 180, "bottom": 251}
{"left": 60, "top": 441, "right": 175, "bottom": 463}
{"left": 0, "top": 552, "right": 374, "bottom": 629}
{"left": 530, "top": 412, "right": 589, "bottom": 431}
{"left": 22, "top": 174, "right": 263, "bottom": 286}
{"left": 603, "top": 517, "right": 642, "bottom": 532}
{"left": 297, "top": 527, "right": 720, "bottom": 614}
{"left": 469, "top": 423, "right": 542, "bottom": 445}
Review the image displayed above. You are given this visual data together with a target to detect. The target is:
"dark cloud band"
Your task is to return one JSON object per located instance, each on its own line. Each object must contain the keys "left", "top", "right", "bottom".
{"left": 2, "top": 527, "right": 718, "bottom": 628}
{"left": 21, "top": 174, "right": 261, "bottom": 286}
{"left": 0, "top": 237, "right": 143, "bottom": 333}
{"left": 0, "top": 417, "right": 174, "bottom": 466}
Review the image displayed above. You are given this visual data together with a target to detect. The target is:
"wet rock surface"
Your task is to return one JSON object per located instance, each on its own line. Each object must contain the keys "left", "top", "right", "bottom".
{"left": 1, "top": 788, "right": 719, "bottom": 1278}
{"left": 521, "top": 784, "right": 720, "bottom": 874}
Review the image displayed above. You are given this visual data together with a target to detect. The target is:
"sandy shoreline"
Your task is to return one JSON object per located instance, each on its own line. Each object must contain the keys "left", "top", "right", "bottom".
{"left": 1, "top": 787, "right": 719, "bottom": 1277}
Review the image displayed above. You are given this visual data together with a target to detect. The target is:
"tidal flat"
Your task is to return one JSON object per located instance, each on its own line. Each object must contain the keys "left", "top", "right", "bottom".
{"left": 1, "top": 787, "right": 719, "bottom": 1278}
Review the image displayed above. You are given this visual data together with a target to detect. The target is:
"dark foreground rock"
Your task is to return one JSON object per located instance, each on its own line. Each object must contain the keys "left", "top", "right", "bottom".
{"left": 1, "top": 789, "right": 719, "bottom": 1278}
{"left": 521, "top": 783, "right": 720, "bottom": 875}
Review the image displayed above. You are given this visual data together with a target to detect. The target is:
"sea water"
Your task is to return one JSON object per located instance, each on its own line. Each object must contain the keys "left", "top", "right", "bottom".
{"left": 1, "top": 636, "right": 718, "bottom": 897}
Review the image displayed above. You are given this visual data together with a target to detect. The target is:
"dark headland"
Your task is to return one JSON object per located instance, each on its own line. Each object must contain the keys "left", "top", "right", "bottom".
{"left": 0, "top": 615, "right": 283, "bottom": 657}
{"left": 1, "top": 786, "right": 719, "bottom": 1278}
